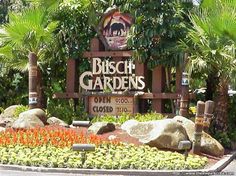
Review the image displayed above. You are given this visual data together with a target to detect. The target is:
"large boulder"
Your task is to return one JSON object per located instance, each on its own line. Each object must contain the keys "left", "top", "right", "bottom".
{"left": 173, "top": 116, "right": 195, "bottom": 141}
{"left": 201, "top": 133, "right": 225, "bottom": 157}
{"left": 19, "top": 108, "right": 47, "bottom": 124}
{"left": 127, "top": 119, "right": 189, "bottom": 151}
{"left": 0, "top": 117, "right": 14, "bottom": 128}
{"left": 0, "top": 105, "right": 21, "bottom": 127}
{"left": 88, "top": 122, "right": 115, "bottom": 135}
{"left": 47, "top": 117, "right": 69, "bottom": 127}
{"left": 173, "top": 115, "right": 224, "bottom": 157}
{"left": 0, "top": 105, "right": 21, "bottom": 119}
{"left": 12, "top": 114, "right": 44, "bottom": 129}
{"left": 121, "top": 119, "right": 139, "bottom": 132}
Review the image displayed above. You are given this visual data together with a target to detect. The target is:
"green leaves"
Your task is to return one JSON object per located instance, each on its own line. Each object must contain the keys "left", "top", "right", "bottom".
{"left": 181, "top": 0, "right": 236, "bottom": 81}
{"left": 0, "top": 144, "right": 208, "bottom": 169}
{"left": 91, "top": 112, "right": 165, "bottom": 124}
{"left": 124, "top": 0, "right": 193, "bottom": 68}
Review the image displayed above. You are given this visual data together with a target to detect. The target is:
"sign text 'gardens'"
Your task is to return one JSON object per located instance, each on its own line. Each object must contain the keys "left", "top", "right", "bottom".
{"left": 79, "top": 58, "right": 145, "bottom": 91}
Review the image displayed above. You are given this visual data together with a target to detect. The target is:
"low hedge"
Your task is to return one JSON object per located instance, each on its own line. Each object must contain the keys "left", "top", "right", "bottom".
{"left": 0, "top": 144, "right": 207, "bottom": 170}
{"left": 91, "top": 112, "right": 165, "bottom": 124}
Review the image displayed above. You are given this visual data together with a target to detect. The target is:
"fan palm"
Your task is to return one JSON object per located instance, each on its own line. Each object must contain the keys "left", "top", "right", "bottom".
{"left": 180, "top": 0, "right": 236, "bottom": 132}
{"left": 0, "top": 5, "right": 58, "bottom": 107}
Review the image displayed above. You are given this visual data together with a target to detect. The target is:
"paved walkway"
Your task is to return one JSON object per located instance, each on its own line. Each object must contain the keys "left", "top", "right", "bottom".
{"left": 0, "top": 159, "right": 235, "bottom": 176}
{"left": 222, "top": 159, "right": 236, "bottom": 175}
{"left": 0, "top": 169, "right": 141, "bottom": 176}
{"left": 0, "top": 170, "right": 113, "bottom": 176}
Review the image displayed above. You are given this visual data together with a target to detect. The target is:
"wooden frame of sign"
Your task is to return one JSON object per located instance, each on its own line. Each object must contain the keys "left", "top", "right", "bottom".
{"left": 53, "top": 37, "right": 195, "bottom": 117}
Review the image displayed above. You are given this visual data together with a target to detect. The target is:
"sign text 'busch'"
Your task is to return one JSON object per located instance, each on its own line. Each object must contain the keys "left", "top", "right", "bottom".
{"left": 79, "top": 58, "right": 145, "bottom": 91}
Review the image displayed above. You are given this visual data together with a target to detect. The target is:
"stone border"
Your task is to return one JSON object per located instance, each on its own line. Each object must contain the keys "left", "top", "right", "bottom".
{"left": 0, "top": 151, "right": 235, "bottom": 175}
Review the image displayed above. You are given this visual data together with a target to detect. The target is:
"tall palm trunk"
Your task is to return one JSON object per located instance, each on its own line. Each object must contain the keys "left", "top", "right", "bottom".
{"left": 28, "top": 52, "right": 43, "bottom": 109}
{"left": 37, "top": 68, "right": 44, "bottom": 108}
{"left": 213, "top": 76, "right": 229, "bottom": 132}
{"left": 205, "top": 72, "right": 219, "bottom": 101}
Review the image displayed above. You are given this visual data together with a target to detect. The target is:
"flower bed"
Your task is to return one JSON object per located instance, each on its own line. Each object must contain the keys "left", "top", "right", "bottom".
{"left": 0, "top": 126, "right": 208, "bottom": 170}
{"left": 0, "top": 126, "right": 118, "bottom": 147}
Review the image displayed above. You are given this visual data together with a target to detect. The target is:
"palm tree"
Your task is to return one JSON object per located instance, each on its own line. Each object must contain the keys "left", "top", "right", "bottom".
{"left": 0, "top": 3, "right": 58, "bottom": 108}
{"left": 180, "top": 0, "right": 236, "bottom": 132}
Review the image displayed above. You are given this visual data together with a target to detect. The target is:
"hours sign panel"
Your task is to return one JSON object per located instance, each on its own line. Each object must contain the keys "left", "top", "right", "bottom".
{"left": 88, "top": 95, "right": 134, "bottom": 116}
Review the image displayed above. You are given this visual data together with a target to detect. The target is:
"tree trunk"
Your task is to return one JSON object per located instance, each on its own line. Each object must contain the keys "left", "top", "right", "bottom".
{"left": 28, "top": 52, "right": 43, "bottom": 109}
{"left": 205, "top": 72, "right": 219, "bottom": 101}
{"left": 37, "top": 68, "right": 44, "bottom": 108}
{"left": 213, "top": 77, "right": 229, "bottom": 132}
{"left": 28, "top": 52, "right": 38, "bottom": 109}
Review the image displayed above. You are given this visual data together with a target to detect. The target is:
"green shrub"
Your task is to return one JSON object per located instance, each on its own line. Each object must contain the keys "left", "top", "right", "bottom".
{"left": 213, "top": 132, "right": 231, "bottom": 149}
{"left": 13, "top": 105, "right": 29, "bottom": 119}
{"left": 46, "top": 99, "right": 88, "bottom": 125}
{"left": 91, "top": 112, "right": 165, "bottom": 124}
{"left": 0, "top": 107, "right": 4, "bottom": 114}
{"left": 0, "top": 144, "right": 207, "bottom": 170}
{"left": 135, "top": 113, "right": 165, "bottom": 122}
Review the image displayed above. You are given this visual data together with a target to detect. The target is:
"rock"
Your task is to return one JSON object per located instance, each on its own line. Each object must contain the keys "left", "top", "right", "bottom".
{"left": 108, "top": 135, "right": 117, "bottom": 140}
{"left": 12, "top": 114, "right": 44, "bottom": 129}
{"left": 201, "top": 133, "right": 225, "bottom": 157}
{"left": 20, "top": 108, "right": 47, "bottom": 124}
{"left": 173, "top": 116, "right": 195, "bottom": 141}
{"left": 173, "top": 115, "right": 224, "bottom": 157}
{"left": 47, "top": 117, "right": 69, "bottom": 127}
{"left": 121, "top": 119, "right": 139, "bottom": 132}
{"left": 0, "top": 127, "right": 5, "bottom": 132}
{"left": 0, "top": 105, "right": 21, "bottom": 127}
{"left": 0, "top": 105, "right": 21, "bottom": 119}
{"left": 0, "top": 117, "right": 14, "bottom": 128}
{"left": 69, "top": 124, "right": 76, "bottom": 128}
{"left": 88, "top": 122, "right": 116, "bottom": 135}
{"left": 128, "top": 119, "right": 189, "bottom": 151}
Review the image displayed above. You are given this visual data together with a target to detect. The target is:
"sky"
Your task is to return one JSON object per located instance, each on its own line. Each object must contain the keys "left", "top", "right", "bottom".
{"left": 192, "top": 0, "right": 200, "bottom": 5}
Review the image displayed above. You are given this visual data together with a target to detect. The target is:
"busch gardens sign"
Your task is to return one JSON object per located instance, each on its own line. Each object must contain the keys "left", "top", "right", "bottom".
{"left": 72, "top": 8, "right": 146, "bottom": 116}
{"left": 79, "top": 58, "right": 145, "bottom": 91}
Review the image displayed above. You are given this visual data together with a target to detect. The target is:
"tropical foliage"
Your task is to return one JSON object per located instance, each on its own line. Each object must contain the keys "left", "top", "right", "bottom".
{"left": 0, "top": 6, "right": 58, "bottom": 71}
{"left": 180, "top": 0, "right": 236, "bottom": 132}
{"left": 122, "top": 0, "right": 193, "bottom": 68}
{"left": 0, "top": 0, "right": 236, "bottom": 135}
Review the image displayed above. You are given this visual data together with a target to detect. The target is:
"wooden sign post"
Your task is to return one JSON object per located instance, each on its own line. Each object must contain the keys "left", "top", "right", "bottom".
{"left": 193, "top": 101, "right": 205, "bottom": 154}
{"left": 203, "top": 100, "right": 215, "bottom": 133}
{"left": 179, "top": 72, "right": 189, "bottom": 117}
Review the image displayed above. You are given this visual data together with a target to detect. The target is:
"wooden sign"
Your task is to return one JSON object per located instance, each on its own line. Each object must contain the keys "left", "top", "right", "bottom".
{"left": 99, "top": 9, "right": 133, "bottom": 50}
{"left": 88, "top": 95, "right": 134, "bottom": 116}
{"left": 79, "top": 58, "right": 145, "bottom": 91}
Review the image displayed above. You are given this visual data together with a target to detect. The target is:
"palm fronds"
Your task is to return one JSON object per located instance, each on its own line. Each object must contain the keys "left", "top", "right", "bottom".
{"left": 0, "top": 6, "right": 58, "bottom": 71}
{"left": 180, "top": 0, "right": 236, "bottom": 81}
